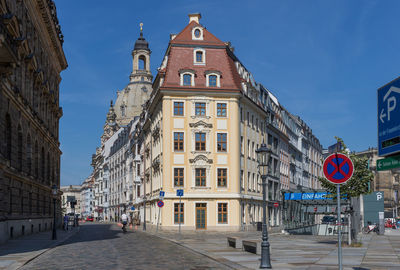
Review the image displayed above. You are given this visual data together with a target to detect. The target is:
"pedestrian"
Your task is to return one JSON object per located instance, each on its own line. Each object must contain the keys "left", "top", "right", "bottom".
{"left": 63, "top": 214, "right": 68, "bottom": 231}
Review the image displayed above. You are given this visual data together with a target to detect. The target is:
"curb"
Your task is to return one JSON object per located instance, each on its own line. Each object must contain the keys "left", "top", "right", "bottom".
{"left": 13, "top": 227, "right": 81, "bottom": 270}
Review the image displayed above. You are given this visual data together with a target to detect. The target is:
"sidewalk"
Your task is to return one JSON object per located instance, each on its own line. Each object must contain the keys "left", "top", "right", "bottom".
{"left": 0, "top": 226, "right": 80, "bottom": 270}
{"left": 135, "top": 225, "right": 400, "bottom": 269}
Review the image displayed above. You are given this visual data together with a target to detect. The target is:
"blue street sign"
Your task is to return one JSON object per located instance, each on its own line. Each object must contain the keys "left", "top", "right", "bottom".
{"left": 131, "top": 206, "right": 135, "bottom": 211}
{"left": 176, "top": 189, "right": 184, "bottom": 197}
{"left": 159, "top": 191, "right": 165, "bottom": 197}
{"left": 378, "top": 77, "right": 400, "bottom": 156}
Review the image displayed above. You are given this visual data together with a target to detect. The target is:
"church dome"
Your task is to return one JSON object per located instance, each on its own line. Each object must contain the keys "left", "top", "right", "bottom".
{"left": 134, "top": 32, "right": 149, "bottom": 51}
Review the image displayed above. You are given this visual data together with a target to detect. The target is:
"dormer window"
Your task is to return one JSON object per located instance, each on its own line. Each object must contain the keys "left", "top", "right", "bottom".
{"left": 183, "top": 74, "right": 192, "bottom": 86}
{"left": 193, "top": 48, "right": 205, "bottom": 65}
{"left": 179, "top": 69, "right": 196, "bottom": 86}
{"left": 192, "top": 27, "right": 204, "bottom": 40}
{"left": 205, "top": 70, "right": 221, "bottom": 87}
{"left": 209, "top": 75, "right": 217, "bottom": 86}
{"left": 196, "top": 51, "right": 203, "bottom": 62}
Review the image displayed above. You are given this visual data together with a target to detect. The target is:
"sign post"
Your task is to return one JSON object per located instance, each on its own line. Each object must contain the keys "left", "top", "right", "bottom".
{"left": 323, "top": 153, "right": 354, "bottom": 270}
{"left": 156, "top": 199, "right": 164, "bottom": 232}
{"left": 176, "top": 189, "right": 184, "bottom": 236}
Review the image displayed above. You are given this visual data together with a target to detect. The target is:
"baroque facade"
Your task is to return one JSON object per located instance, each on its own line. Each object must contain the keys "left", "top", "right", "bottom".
{"left": 86, "top": 14, "right": 323, "bottom": 231}
{"left": 0, "top": 0, "right": 67, "bottom": 243}
{"left": 129, "top": 14, "right": 323, "bottom": 231}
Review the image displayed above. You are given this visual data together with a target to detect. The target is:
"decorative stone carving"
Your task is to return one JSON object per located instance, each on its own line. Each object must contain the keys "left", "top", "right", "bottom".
{"left": 189, "top": 154, "right": 213, "bottom": 164}
{"left": 189, "top": 120, "right": 212, "bottom": 128}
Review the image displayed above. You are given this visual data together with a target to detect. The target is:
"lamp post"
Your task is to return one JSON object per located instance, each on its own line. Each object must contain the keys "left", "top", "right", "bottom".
{"left": 256, "top": 143, "right": 272, "bottom": 268}
{"left": 51, "top": 184, "right": 58, "bottom": 240}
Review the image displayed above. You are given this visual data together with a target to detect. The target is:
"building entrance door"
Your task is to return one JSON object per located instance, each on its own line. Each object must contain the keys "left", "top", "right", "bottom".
{"left": 196, "top": 203, "right": 207, "bottom": 229}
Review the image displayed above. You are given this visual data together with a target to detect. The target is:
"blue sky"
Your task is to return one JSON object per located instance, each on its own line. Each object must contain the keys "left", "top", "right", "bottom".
{"left": 55, "top": 0, "right": 400, "bottom": 186}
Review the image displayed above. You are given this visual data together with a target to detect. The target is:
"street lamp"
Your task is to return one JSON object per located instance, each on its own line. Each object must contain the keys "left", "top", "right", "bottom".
{"left": 51, "top": 184, "right": 58, "bottom": 240}
{"left": 256, "top": 143, "right": 272, "bottom": 269}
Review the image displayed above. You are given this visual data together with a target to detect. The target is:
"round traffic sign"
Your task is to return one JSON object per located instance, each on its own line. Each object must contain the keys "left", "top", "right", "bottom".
{"left": 273, "top": 202, "right": 279, "bottom": 208}
{"left": 323, "top": 153, "right": 354, "bottom": 184}
{"left": 157, "top": 201, "right": 164, "bottom": 208}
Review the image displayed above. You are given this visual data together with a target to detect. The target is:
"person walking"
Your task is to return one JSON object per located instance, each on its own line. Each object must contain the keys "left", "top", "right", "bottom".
{"left": 121, "top": 213, "right": 128, "bottom": 233}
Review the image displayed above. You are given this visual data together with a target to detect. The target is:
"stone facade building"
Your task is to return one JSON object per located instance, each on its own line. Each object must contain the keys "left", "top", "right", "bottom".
{"left": 0, "top": 0, "right": 67, "bottom": 243}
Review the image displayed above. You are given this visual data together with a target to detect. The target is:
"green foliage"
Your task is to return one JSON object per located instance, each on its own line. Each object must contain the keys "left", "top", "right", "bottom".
{"left": 318, "top": 137, "right": 374, "bottom": 198}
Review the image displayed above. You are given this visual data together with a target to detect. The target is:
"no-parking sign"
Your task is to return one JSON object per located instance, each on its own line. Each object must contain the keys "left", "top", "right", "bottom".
{"left": 157, "top": 201, "right": 164, "bottom": 208}
{"left": 323, "top": 153, "right": 354, "bottom": 184}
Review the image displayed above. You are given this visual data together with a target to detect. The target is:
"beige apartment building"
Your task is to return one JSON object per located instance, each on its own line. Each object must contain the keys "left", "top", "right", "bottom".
{"left": 131, "top": 14, "right": 286, "bottom": 231}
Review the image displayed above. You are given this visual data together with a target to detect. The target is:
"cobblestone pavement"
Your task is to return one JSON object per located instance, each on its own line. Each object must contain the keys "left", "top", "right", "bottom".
{"left": 20, "top": 223, "right": 231, "bottom": 270}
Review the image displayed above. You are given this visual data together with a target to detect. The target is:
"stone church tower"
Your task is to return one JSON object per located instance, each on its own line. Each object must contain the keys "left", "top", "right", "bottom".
{"left": 114, "top": 25, "right": 153, "bottom": 126}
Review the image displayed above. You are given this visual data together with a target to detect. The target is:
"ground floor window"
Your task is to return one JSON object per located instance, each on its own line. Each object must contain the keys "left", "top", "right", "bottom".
{"left": 174, "top": 203, "right": 184, "bottom": 224}
{"left": 218, "top": 203, "right": 228, "bottom": 224}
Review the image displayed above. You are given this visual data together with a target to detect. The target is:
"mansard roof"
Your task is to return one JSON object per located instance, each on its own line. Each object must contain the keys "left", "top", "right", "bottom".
{"left": 160, "top": 18, "right": 243, "bottom": 92}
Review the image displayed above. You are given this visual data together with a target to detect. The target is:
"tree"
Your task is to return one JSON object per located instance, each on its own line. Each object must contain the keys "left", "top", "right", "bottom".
{"left": 319, "top": 137, "right": 374, "bottom": 198}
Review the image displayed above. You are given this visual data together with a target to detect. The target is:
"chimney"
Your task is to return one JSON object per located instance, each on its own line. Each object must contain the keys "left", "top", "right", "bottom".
{"left": 188, "top": 13, "right": 201, "bottom": 24}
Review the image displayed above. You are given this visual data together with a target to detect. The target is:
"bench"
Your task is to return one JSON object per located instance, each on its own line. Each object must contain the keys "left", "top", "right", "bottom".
{"left": 227, "top": 236, "right": 243, "bottom": 249}
{"left": 242, "top": 240, "right": 261, "bottom": 255}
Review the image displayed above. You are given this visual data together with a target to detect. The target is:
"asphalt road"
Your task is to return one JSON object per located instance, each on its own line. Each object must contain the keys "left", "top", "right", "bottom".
{"left": 20, "top": 223, "right": 230, "bottom": 270}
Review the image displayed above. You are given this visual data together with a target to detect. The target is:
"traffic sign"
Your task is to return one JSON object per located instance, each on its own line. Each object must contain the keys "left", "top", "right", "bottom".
{"left": 157, "top": 201, "right": 164, "bottom": 208}
{"left": 273, "top": 202, "right": 279, "bottom": 208}
{"left": 378, "top": 77, "right": 400, "bottom": 156}
{"left": 176, "top": 189, "right": 184, "bottom": 197}
{"left": 159, "top": 191, "right": 165, "bottom": 199}
{"left": 377, "top": 154, "right": 400, "bottom": 171}
{"left": 323, "top": 153, "right": 354, "bottom": 184}
{"left": 130, "top": 206, "right": 135, "bottom": 211}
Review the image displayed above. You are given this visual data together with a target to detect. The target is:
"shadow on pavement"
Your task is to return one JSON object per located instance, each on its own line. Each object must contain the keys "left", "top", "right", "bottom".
{"left": 0, "top": 223, "right": 122, "bottom": 257}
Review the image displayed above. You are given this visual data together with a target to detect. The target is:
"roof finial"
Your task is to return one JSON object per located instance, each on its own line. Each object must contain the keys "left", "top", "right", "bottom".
{"left": 140, "top": 22, "right": 143, "bottom": 36}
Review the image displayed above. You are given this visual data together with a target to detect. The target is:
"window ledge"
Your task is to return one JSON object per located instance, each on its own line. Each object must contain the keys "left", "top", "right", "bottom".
{"left": 191, "top": 115, "right": 211, "bottom": 119}
{"left": 191, "top": 186, "right": 211, "bottom": 190}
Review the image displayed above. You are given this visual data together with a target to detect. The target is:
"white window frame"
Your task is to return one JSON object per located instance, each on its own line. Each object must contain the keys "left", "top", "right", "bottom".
{"left": 192, "top": 27, "right": 204, "bottom": 40}
{"left": 216, "top": 132, "right": 228, "bottom": 153}
{"left": 205, "top": 72, "right": 220, "bottom": 87}
{"left": 216, "top": 102, "right": 228, "bottom": 118}
{"left": 216, "top": 201, "right": 229, "bottom": 225}
{"left": 172, "top": 167, "right": 185, "bottom": 188}
{"left": 172, "top": 131, "right": 185, "bottom": 153}
{"left": 216, "top": 167, "right": 228, "bottom": 189}
{"left": 193, "top": 48, "right": 206, "bottom": 65}
{"left": 180, "top": 72, "right": 195, "bottom": 86}
{"left": 172, "top": 100, "right": 185, "bottom": 117}
{"left": 191, "top": 165, "right": 211, "bottom": 189}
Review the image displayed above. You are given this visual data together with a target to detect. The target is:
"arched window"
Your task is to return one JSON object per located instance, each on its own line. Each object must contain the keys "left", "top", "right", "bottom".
{"left": 183, "top": 74, "right": 192, "bottom": 86}
{"left": 17, "top": 125, "right": 23, "bottom": 170}
{"left": 47, "top": 152, "right": 50, "bottom": 184}
{"left": 205, "top": 71, "right": 221, "bottom": 87}
{"left": 27, "top": 134, "right": 32, "bottom": 175}
{"left": 209, "top": 75, "right": 217, "bottom": 87}
{"left": 138, "top": 55, "right": 146, "bottom": 70}
{"left": 34, "top": 141, "right": 38, "bottom": 178}
{"left": 41, "top": 147, "right": 45, "bottom": 182}
{"left": 5, "top": 114, "right": 11, "bottom": 160}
